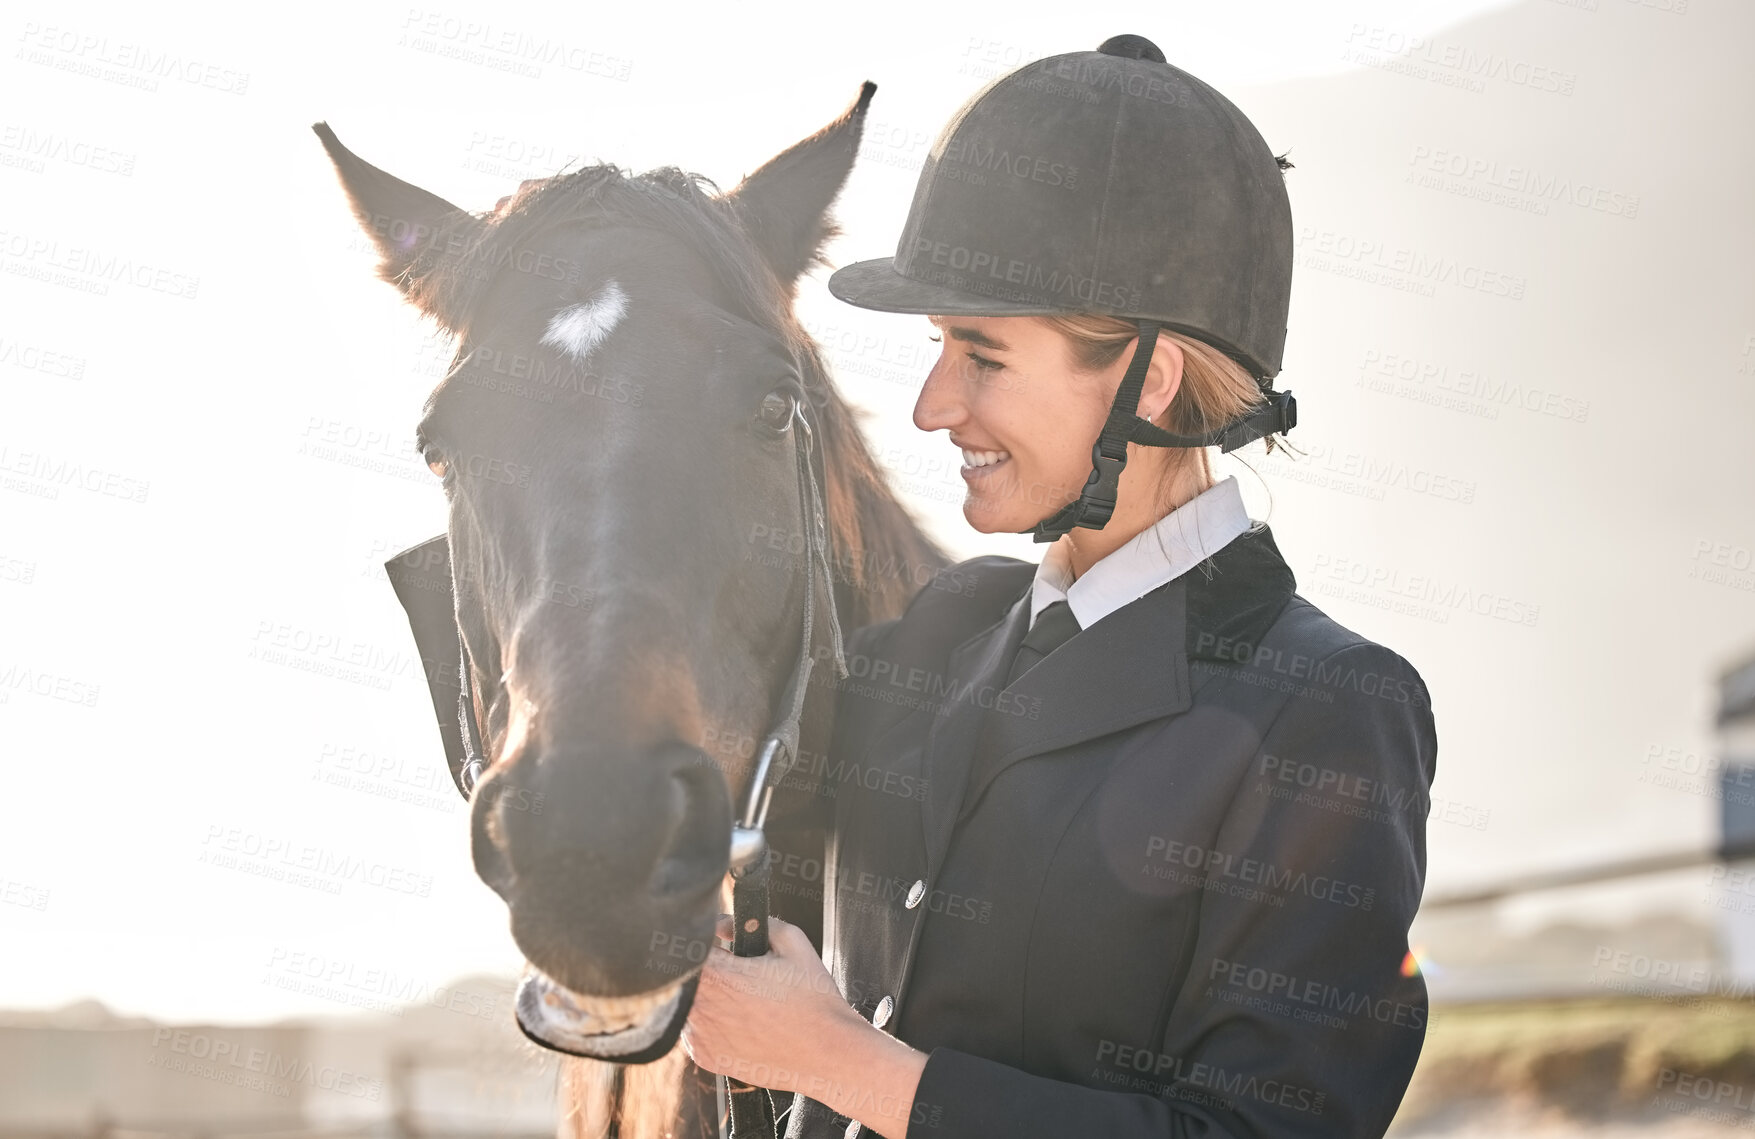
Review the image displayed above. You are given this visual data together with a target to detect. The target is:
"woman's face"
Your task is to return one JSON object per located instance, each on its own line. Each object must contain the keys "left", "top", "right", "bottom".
{"left": 913, "top": 315, "right": 1117, "bottom": 534}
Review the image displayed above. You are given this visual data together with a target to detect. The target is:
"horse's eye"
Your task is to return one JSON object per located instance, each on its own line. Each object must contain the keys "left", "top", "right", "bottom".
{"left": 424, "top": 449, "right": 448, "bottom": 479}
{"left": 757, "top": 390, "right": 796, "bottom": 434}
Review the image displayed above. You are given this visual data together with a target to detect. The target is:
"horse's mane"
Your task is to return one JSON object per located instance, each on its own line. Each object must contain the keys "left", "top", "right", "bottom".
{"left": 413, "top": 164, "right": 946, "bottom": 629}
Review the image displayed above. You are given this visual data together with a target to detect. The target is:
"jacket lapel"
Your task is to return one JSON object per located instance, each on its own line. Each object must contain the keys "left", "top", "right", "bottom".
{"left": 917, "top": 522, "right": 1299, "bottom": 877}
{"left": 956, "top": 575, "right": 1193, "bottom": 825}
{"left": 919, "top": 591, "right": 1031, "bottom": 880}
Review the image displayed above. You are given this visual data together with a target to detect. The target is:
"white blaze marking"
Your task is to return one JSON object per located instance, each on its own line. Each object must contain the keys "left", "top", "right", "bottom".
{"left": 540, "top": 280, "right": 629, "bottom": 360}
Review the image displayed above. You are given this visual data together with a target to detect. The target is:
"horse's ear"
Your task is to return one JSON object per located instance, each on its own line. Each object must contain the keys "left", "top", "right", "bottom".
{"left": 720, "top": 82, "right": 876, "bottom": 289}
{"left": 312, "top": 121, "right": 483, "bottom": 329}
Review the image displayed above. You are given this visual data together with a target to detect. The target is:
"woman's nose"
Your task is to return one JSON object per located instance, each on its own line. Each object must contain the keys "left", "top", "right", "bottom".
{"left": 912, "top": 348, "right": 969, "bottom": 433}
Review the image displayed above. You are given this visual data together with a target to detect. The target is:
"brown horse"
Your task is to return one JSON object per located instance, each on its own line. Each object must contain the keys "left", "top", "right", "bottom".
{"left": 315, "top": 86, "right": 945, "bottom": 1135}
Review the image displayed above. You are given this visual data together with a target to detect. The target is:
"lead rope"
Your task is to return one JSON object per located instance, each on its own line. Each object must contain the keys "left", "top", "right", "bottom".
{"left": 723, "top": 401, "right": 846, "bottom": 1139}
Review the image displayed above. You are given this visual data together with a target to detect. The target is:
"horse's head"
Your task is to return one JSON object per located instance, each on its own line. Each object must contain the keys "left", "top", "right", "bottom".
{"left": 316, "top": 85, "right": 935, "bottom": 1058}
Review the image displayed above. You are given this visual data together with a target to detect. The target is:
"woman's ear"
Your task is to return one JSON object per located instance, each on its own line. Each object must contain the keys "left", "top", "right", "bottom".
{"left": 1139, "top": 333, "right": 1186, "bottom": 423}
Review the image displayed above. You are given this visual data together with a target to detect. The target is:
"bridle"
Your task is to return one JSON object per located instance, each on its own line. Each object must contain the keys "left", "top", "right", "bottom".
{"left": 442, "top": 392, "right": 848, "bottom": 925}
{"left": 382, "top": 359, "right": 847, "bottom": 1137}
{"left": 371, "top": 189, "right": 849, "bottom": 1137}
{"left": 388, "top": 203, "right": 849, "bottom": 877}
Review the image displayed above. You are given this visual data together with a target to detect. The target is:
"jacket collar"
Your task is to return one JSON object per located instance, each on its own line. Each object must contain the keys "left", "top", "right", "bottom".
{"left": 919, "top": 524, "right": 1297, "bottom": 878}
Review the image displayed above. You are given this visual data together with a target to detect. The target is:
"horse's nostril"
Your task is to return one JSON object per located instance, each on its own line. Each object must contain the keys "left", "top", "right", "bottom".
{"left": 650, "top": 753, "right": 732, "bottom": 898}
{"left": 470, "top": 771, "right": 517, "bottom": 900}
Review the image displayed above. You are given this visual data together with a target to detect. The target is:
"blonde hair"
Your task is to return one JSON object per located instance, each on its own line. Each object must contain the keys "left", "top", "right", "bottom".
{"left": 1036, "top": 313, "right": 1282, "bottom": 513}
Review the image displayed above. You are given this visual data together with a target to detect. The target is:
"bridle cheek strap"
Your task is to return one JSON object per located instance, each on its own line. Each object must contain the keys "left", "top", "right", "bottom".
{"left": 384, "top": 397, "right": 844, "bottom": 815}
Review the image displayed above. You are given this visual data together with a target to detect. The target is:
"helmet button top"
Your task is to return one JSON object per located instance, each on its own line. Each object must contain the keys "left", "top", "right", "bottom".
{"left": 1097, "top": 34, "right": 1166, "bottom": 63}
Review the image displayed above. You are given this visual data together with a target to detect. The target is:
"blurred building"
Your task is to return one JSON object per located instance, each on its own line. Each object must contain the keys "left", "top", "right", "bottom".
{"left": 0, "top": 978, "right": 559, "bottom": 1138}
{"left": 1717, "top": 650, "right": 1755, "bottom": 985}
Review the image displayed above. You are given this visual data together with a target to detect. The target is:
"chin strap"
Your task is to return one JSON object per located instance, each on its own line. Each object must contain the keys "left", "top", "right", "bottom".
{"left": 1023, "top": 320, "right": 1298, "bottom": 543}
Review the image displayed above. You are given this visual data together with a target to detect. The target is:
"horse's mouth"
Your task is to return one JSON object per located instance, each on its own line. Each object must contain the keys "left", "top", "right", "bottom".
{"left": 514, "top": 968, "right": 698, "bottom": 1064}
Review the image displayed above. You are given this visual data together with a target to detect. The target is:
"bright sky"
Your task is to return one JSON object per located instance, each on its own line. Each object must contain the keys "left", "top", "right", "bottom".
{"left": 4, "top": 0, "right": 1753, "bottom": 1023}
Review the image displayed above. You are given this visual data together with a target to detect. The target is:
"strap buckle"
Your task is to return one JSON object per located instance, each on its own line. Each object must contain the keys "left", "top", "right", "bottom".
{"left": 1079, "top": 443, "right": 1126, "bottom": 528}
{"left": 1219, "top": 389, "right": 1297, "bottom": 453}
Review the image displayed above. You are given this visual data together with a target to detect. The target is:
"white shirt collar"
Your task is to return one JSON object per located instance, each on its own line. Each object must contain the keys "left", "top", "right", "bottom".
{"left": 1030, "top": 475, "right": 1253, "bottom": 630}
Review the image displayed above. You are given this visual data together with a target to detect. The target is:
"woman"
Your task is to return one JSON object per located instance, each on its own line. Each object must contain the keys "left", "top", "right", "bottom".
{"left": 683, "top": 34, "right": 1437, "bottom": 1139}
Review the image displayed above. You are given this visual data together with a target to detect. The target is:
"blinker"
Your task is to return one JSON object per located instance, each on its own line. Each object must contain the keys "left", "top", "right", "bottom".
{"left": 382, "top": 534, "right": 474, "bottom": 801}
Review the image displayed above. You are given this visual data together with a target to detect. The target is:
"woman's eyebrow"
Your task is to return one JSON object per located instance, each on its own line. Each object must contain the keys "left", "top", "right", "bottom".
{"left": 941, "top": 324, "right": 1011, "bottom": 352}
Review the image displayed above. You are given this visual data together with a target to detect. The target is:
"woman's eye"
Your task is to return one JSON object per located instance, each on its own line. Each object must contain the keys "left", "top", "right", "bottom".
{"left": 757, "top": 390, "right": 796, "bottom": 433}
{"left": 928, "top": 334, "right": 942, "bottom": 344}
{"left": 965, "top": 352, "right": 1002, "bottom": 372}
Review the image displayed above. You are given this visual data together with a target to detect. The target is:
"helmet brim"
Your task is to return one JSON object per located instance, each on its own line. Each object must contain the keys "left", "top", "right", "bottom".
{"left": 827, "top": 256, "right": 1074, "bottom": 318}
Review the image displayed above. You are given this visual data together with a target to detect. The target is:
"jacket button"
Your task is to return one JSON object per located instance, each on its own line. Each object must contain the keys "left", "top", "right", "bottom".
{"left": 872, "top": 995, "right": 893, "bottom": 1028}
{"left": 844, "top": 1122, "right": 862, "bottom": 1139}
{"left": 904, "top": 879, "right": 925, "bottom": 909}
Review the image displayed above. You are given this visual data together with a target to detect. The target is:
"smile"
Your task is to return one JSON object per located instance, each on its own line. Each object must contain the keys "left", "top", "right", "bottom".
{"left": 960, "top": 448, "right": 1011, "bottom": 477}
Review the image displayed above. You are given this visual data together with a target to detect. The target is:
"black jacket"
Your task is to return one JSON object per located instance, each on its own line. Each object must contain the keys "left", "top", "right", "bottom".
{"left": 778, "top": 523, "right": 1437, "bottom": 1139}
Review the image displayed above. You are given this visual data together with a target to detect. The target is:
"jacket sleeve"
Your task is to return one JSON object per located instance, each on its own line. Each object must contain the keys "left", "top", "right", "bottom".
{"left": 906, "top": 642, "right": 1438, "bottom": 1139}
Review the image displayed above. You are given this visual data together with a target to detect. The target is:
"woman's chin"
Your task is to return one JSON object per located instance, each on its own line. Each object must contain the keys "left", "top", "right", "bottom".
{"left": 961, "top": 496, "right": 1031, "bottom": 535}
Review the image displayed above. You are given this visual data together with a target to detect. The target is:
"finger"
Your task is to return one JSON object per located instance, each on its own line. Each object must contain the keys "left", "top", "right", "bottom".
{"left": 768, "top": 917, "right": 811, "bottom": 955}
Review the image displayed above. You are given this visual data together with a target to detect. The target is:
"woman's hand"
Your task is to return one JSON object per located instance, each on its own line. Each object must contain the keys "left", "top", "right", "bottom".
{"left": 680, "top": 914, "right": 862, "bottom": 1090}
{"left": 681, "top": 914, "right": 929, "bottom": 1137}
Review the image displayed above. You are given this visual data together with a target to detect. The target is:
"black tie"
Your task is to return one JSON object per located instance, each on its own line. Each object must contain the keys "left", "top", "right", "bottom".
{"left": 1007, "top": 600, "right": 1082, "bottom": 687}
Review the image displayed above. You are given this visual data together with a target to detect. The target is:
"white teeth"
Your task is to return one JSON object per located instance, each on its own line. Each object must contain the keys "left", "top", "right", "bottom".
{"left": 960, "top": 448, "right": 1011, "bottom": 468}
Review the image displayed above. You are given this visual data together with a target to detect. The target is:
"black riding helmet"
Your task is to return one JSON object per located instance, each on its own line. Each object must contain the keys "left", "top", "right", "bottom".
{"left": 828, "top": 34, "right": 1298, "bottom": 541}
